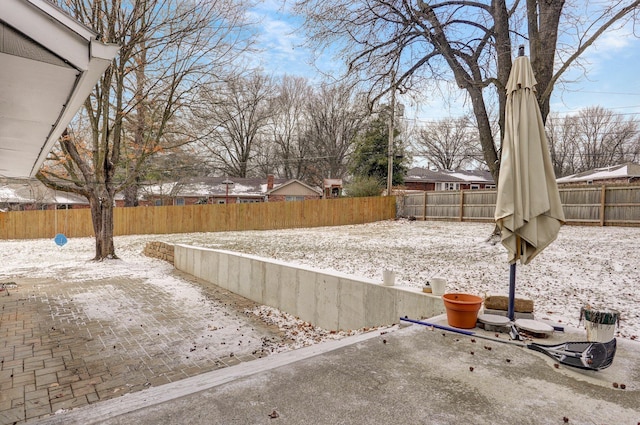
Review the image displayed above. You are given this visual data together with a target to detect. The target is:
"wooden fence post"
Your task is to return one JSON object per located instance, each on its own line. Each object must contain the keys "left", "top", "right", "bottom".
{"left": 459, "top": 190, "right": 464, "bottom": 222}
{"left": 423, "top": 192, "right": 427, "bottom": 221}
{"left": 600, "top": 185, "right": 606, "bottom": 226}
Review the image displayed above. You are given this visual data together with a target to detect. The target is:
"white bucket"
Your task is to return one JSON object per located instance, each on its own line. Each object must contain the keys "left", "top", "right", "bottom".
{"left": 585, "top": 321, "right": 616, "bottom": 342}
{"left": 430, "top": 277, "right": 446, "bottom": 296}
{"left": 581, "top": 307, "right": 618, "bottom": 342}
{"left": 382, "top": 269, "right": 395, "bottom": 286}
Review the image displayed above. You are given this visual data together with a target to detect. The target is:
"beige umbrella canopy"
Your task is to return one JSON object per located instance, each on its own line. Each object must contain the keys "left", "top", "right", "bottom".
{"left": 494, "top": 50, "right": 565, "bottom": 319}
{"left": 495, "top": 53, "right": 565, "bottom": 265}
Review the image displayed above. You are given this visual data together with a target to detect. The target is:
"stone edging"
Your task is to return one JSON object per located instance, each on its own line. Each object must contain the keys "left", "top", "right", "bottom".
{"left": 143, "top": 242, "right": 174, "bottom": 264}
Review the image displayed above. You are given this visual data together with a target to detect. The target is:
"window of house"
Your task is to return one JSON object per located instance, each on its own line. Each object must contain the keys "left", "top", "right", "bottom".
{"left": 439, "top": 182, "right": 459, "bottom": 191}
{"left": 217, "top": 199, "right": 226, "bottom": 204}
{"left": 154, "top": 199, "right": 163, "bottom": 206}
{"left": 175, "top": 198, "right": 185, "bottom": 206}
{"left": 470, "top": 184, "right": 480, "bottom": 190}
{"left": 285, "top": 196, "right": 305, "bottom": 202}
{"left": 485, "top": 184, "right": 496, "bottom": 189}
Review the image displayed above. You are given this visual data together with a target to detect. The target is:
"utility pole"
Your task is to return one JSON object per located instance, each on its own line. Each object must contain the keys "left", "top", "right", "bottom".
{"left": 386, "top": 71, "right": 396, "bottom": 196}
{"left": 223, "top": 178, "right": 234, "bottom": 204}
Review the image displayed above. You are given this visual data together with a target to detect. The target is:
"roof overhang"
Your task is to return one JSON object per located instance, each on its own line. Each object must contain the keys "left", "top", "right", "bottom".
{"left": 0, "top": 0, "right": 119, "bottom": 178}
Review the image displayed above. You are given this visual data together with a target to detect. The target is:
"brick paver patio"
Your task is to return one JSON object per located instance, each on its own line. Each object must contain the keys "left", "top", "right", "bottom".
{"left": 0, "top": 273, "right": 286, "bottom": 424}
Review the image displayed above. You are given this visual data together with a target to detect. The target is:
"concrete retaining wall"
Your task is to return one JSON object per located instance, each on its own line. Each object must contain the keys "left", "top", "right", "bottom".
{"left": 174, "top": 244, "right": 446, "bottom": 331}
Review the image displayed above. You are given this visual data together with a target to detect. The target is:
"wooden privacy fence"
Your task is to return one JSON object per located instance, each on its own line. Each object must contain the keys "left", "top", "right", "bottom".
{"left": 0, "top": 196, "right": 397, "bottom": 240}
{"left": 400, "top": 184, "right": 640, "bottom": 226}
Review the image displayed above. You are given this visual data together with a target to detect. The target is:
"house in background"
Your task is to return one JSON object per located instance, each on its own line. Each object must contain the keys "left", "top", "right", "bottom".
{"left": 135, "top": 175, "right": 322, "bottom": 206}
{"left": 137, "top": 176, "right": 281, "bottom": 206}
{"left": 556, "top": 163, "right": 640, "bottom": 186}
{"left": 266, "top": 179, "right": 323, "bottom": 202}
{"left": 0, "top": 179, "right": 89, "bottom": 211}
{"left": 323, "top": 178, "right": 343, "bottom": 198}
{"left": 404, "top": 167, "right": 495, "bottom": 191}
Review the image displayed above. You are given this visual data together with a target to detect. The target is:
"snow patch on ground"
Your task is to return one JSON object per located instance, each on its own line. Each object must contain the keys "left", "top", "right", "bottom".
{"left": 1, "top": 220, "right": 638, "bottom": 343}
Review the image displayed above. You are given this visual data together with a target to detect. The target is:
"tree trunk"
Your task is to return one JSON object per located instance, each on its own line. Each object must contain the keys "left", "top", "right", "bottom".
{"left": 89, "top": 195, "right": 117, "bottom": 260}
{"left": 124, "top": 23, "right": 147, "bottom": 208}
{"left": 468, "top": 86, "right": 500, "bottom": 183}
{"left": 123, "top": 181, "right": 139, "bottom": 207}
{"left": 493, "top": 0, "right": 513, "bottom": 156}
{"left": 528, "top": 0, "right": 564, "bottom": 124}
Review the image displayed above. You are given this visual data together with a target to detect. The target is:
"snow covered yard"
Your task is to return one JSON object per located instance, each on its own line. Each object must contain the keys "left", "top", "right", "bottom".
{"left": 1, "top": 219, "right": 638, "bottom": 341}
{"left": 129, "top": 219, "right": 639, "bottom": 340}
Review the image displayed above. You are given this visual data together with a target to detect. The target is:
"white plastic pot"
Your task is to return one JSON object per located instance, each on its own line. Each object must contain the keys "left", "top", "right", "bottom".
{"left": 430, "top": 277, "right": 446, "bottom": 296}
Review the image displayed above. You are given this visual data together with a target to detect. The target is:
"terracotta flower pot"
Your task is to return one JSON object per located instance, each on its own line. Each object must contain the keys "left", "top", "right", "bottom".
{"left": 442, "top": 293, "right": 483, "bottom": 329}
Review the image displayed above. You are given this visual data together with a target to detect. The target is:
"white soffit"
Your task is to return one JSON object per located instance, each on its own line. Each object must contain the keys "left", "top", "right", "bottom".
{"left": 0, "top": 0, "right": 119, "bottom": 178}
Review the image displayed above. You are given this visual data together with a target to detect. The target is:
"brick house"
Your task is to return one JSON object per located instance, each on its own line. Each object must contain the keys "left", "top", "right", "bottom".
{"left": 135, "top": 175, "right": 322, "bottom": 206}
{"left": 404, "top": 167, "right": 495, "bottom": 191}
{"left": 137, "top": 177, "right": 277, "bottom": 206}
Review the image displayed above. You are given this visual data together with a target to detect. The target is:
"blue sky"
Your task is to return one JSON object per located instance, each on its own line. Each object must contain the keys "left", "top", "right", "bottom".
{"left": 245, "top": 1, "right": 338, "bottom": 81}
{"left": 549, "top": 24, "right": 640, "bottom": 119}
{"left": 248, "top": 2, "right": 640, "bottom": 122}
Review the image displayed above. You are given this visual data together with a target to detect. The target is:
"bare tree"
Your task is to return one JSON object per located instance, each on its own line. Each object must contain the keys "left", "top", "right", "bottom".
{"left": 293, "top": 0, "right": 640, "bottom": 182}
{"left": 573, "top": 107, "right": 639, "bottom": 171}
{"left": 414, "top": 116, "right": 480, "bottom": 170}
{"left": 142, "top": 143, "right": 213, "bottom": 181}
{"left": 546, "top": 107, "right": 640, "bottom": 175}
{"left": 196, "top": 73, "right": 275, "bottom": 177}
{"left": 302, "top": 82, "right": 368, "bottom": 185}
{"left": 267, "top": 76, "right": 315, "bottom": 180}
{"left": 546, "top": 112, "right": 579, "bottom": 177}
{"left": 37, "top": 0, "right": 252, "bottom": 260}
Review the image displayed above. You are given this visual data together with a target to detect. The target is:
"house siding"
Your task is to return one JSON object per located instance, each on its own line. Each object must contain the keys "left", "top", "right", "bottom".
{"left": 558, "top": 177, "right": 640, "bottom": 187}
{"left": 405, "top": 181, "right": 436, "bottom": 191}
{"left": 267, "top": 180, "right": 322, "bottom": 201}
{"left": 405, "top": 181, "right": 493, "bottom": 191}
{"left": 268, "top": 194, "right": 321, "bottom": 202}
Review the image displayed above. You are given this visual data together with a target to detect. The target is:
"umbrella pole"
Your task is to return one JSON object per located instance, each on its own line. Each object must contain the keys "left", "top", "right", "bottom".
{"left": 508, "top": 263, "right": 516, "bottom": 320}
{"left": 508, "top": 235, "right": 521, "bottom": 321}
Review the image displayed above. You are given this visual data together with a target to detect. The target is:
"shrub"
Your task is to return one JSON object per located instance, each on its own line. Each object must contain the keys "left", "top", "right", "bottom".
{"left": 344, "top": 176, "right": 384, "bottom": 197}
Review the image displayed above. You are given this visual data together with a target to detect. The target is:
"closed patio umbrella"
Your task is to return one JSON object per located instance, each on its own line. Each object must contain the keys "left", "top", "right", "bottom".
{"left": 494, "top": 47, "right": 565, "bottom": 320}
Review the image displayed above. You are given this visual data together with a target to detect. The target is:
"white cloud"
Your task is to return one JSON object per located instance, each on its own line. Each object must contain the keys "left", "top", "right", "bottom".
{"left": 578, "top": 21, "right": 639, "bottom": 76}
{"left": 259, "top": 14, "right": 304, "bottom": 55}
{"left": 244, "top": 7, "right": 312, "bottom": 76}
{"left": 591, "top": 23, "right": 635, "bottom": 53}
{"left": 550, "top": 18, "right": 640, "bottom": 115}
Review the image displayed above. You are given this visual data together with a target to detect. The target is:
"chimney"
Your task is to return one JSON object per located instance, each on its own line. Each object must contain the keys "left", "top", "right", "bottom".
{"left": 267, "top": 175, "right": 274, "bottom": 190}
